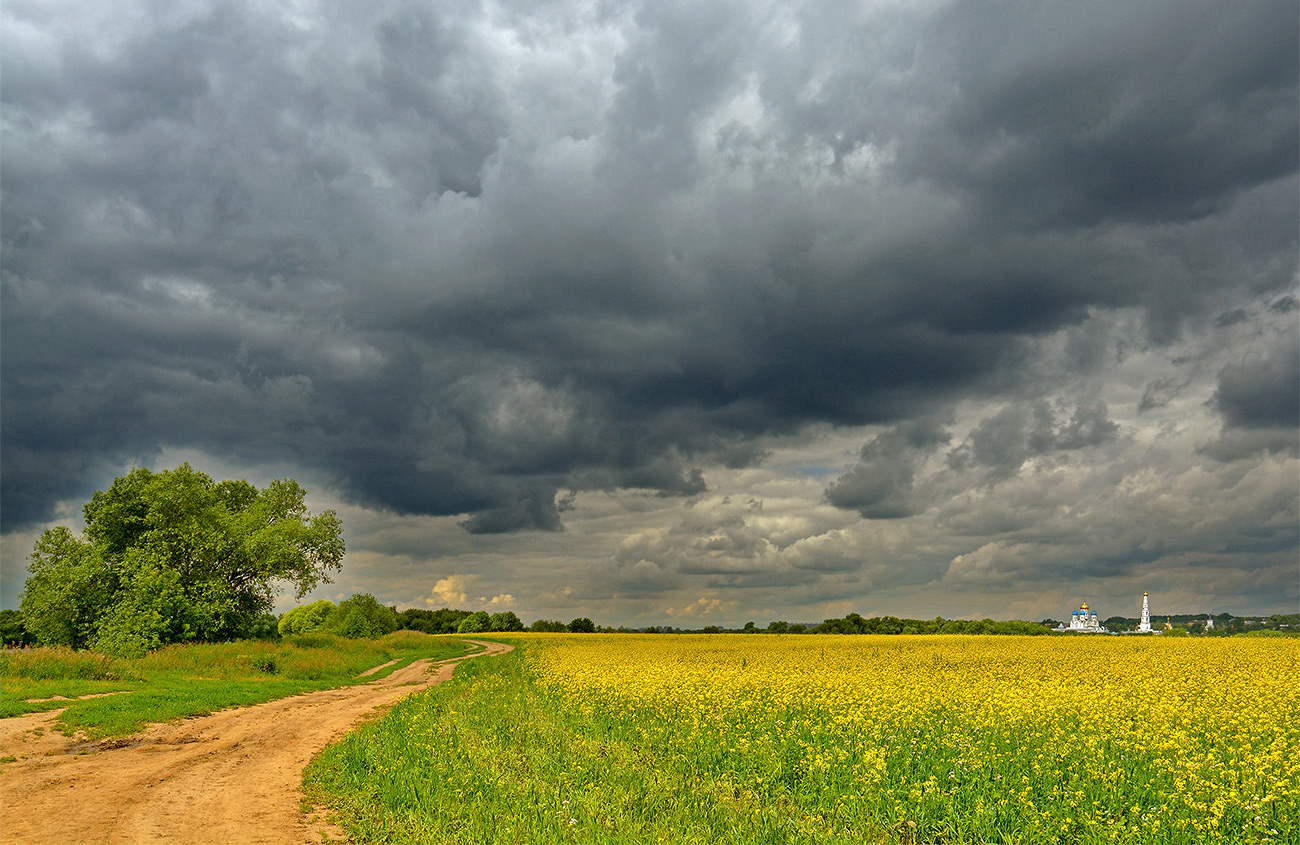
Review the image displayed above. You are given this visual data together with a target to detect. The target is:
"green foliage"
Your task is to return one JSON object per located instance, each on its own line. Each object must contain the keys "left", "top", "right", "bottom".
{"left": 323, "top": 594, "right": 400, "bottom": 639}
{"left": 397, "top": 607, "right": 471, "bottom": 634}
{"left": 457, "top": 611, "right": 491, "bottom": 634}
{"left": 489, "top": 611, "right": 524, "bottom": 632}
{"left": 279, "top": 600, "right": 336, "bottom": 635}
{"left": 20, "top": 527, "right": 116, "bottom": 649}
{"left": 530, "top": 619, "right": 568, "bottom": 632}
{"left": 569, "top": 616, "right": 596, "bottom": 633}
{"left": 19, "top": 464, "right": 345, "bottom": 655}
{"left": 806, "top": 614, "right": 1052, "bottom": 636}
{"left": 241, "top": 613, "right": 281, "bottom": 640}
{"left": 0, "top": 609, "right": 34, "bottom": 647}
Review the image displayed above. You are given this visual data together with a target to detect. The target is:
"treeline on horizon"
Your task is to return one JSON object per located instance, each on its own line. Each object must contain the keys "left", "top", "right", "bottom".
{"left": 396, "top": 610, "right": 1054, "bottom": 635}
{"left": 5, "top": 604, "right": 1295, "bottom": 648}
{"left": 1095, "top": 612, "right": 1299, "bottom": 636}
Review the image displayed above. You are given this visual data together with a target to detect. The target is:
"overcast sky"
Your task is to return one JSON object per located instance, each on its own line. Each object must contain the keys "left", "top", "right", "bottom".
{"left": 3, "top": 0, "right": 1296, "bottom": 626}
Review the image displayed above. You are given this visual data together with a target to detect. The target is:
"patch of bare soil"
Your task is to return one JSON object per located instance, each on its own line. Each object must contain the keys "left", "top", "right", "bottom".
{"left": 0, "top": 640, "right": 512, "bottom": 845}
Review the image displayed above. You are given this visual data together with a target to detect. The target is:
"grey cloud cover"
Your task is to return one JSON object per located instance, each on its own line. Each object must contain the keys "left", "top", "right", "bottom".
{"left": 2, "top": 0, "right": 1296, "bottom": 620}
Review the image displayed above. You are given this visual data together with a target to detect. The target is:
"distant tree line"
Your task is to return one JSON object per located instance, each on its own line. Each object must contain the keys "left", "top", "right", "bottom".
{"left": 646, "top": 614, "right": 1054, "bottom": 635}
{"left": 391, "top": 609, "right": 597, "bottom": 634}
{"left": 1100, "top": 612, "right": 1299, "bottom": 635}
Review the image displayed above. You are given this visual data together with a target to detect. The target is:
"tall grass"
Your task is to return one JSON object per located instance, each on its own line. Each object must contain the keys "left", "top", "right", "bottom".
{"left": 0, "top": 633, "right": 475, "bottom": 735}
{"left": 1, "top": 647, "right": 142, "bottom": 682}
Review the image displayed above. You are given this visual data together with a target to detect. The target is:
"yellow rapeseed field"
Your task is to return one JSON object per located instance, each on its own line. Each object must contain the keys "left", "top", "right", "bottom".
{"left": 521, "top": 634, "right": 1297, "bottom": 843}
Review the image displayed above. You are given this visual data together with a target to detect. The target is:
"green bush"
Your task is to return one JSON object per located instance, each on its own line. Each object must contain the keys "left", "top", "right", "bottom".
{"left": 489, "top": 611, "right": 524, "bottom": 632}
{"left": 324, "top": 594, "right": 399, "bottom": 639}
{"left": 457, "top": 611, "right": 491, "bottom": 634}
{"left": 279, "top": 600, "right": 336, "bottom": 636}
{"left": 0, "top": 609, "right": 35, "bottom": 647}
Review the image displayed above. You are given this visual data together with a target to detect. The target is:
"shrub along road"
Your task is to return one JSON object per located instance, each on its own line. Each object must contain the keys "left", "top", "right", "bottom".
{"left": 0, "top": 639, "right": 512, "bottom": 844}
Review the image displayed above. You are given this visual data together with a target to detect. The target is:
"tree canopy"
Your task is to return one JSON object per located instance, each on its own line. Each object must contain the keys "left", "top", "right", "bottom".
{"left": 397, "top": 607, "right": 472, "bottom": 634}
{"left": 278, "top": 599, "right": 337, "bottom": 636}
{"left": 20, "top": 464, "right": 344, "bottom": 655}
{"left": 327, "top": 593, "right": 399, "bottom": 638}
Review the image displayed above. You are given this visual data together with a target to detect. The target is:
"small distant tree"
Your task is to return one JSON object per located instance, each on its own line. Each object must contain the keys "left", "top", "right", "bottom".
{"left": 0, "top": 609, "right": 34, "bottom": 647}
{"left": 489, "top": 611, "right": 524, "bottom": 632}
{"left": 530, "top": 619, "right": 568, "bottom": 632}
{"left": 568, "top": 617, "right": 596, "bottom": 633}
{"left": 244, "top": 613, "right": 281, "bottom": 640}
{"left": 457, "top": 611, "right": 491, "bottom": 634}
{"left": 767, "top": 620, "right": 789, "bottom": 634}
{"left": 325, "top": 594, "right": 399, "bottom": 639}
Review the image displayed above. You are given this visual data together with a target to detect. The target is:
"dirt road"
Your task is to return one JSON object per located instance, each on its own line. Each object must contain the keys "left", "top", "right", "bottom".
{"left": 0, "top": 640, "right": 512, "bottom": 845}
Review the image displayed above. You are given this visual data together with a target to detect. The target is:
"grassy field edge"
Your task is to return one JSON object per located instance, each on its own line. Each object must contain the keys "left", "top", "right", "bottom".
{"left": 1, "top": 633, "right": 478, "bottom": 740}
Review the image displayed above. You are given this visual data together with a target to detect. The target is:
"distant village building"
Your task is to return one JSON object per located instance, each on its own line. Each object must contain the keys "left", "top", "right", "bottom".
{"left": 1054, "top": 602, "right": 1108, "bottom": 633}
{"left": 1136, "top": 592, "right": 1153, "bottom": 633}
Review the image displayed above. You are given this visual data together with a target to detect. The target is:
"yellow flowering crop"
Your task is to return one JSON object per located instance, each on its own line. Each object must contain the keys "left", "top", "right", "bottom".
{"left": 307, "top": 634, "right": 1297, "bottom": 844}
{"left": 519, "top": 634, "right": 1297, "bottom": 843}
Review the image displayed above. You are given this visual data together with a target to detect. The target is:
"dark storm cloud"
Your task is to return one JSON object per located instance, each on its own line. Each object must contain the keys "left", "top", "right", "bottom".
{"left": 2, "top": 0, "right": 1296, "bottom": 537}
{"left": 910, "top": 0, "right": 1299, "bottom": 228}
{"left": 1213, "top": 334, "right": 1300, "bottom": 430}
{"left": 824, "top": 419, "right": 950, "bottom": 519}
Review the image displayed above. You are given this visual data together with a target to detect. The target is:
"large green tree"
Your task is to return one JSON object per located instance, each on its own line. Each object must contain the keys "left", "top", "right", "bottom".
{"left": 20, "top": 464, "right": 344, "bottom": 655}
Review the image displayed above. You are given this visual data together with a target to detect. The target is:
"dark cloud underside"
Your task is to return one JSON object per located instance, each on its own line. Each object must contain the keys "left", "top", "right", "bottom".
{"left": 2, "top": 0, "right": 1296, "bottom": 545}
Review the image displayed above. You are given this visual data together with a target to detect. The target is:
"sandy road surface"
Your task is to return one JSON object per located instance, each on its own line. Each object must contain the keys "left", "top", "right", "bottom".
{"left": 0, "top": 640, "right": 512, "bottom": 845}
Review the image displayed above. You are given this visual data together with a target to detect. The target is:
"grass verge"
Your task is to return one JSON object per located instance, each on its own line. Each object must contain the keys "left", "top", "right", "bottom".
{"left": 303, "top": 641, "right": 840, "bottom": 844}
{"left": 1, "top": 632, "right": 476, "bottom": 739}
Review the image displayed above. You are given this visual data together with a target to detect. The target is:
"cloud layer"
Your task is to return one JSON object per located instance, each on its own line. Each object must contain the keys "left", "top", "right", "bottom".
{"left": 2, "top": 0, "right": 1296, "bottom": 621}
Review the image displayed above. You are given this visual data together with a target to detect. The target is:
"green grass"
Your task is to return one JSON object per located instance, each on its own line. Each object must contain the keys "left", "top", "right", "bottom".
{"left": 0, "top": 632, "right": 476, "bottom": 738}
{"left": 303, "top": 644, "right": 821, "bottom": 844}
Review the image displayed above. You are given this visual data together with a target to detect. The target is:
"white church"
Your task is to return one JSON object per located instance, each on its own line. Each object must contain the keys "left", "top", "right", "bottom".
{"left": 1055, "top": 601, "right": 1108, "bottom": 633}
{"left": 1053, "top": 592, "right": 1157, "bottom": 634}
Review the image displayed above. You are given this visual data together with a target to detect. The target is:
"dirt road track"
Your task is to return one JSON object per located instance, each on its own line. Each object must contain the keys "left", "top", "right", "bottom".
{"left": 0, "top": 640, "right": 512, "bottom": 845}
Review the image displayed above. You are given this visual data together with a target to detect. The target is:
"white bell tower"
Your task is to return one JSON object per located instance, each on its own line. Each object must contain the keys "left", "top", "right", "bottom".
{"left": 1137, "top": 591, "right": 1152, "bottom": 633}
